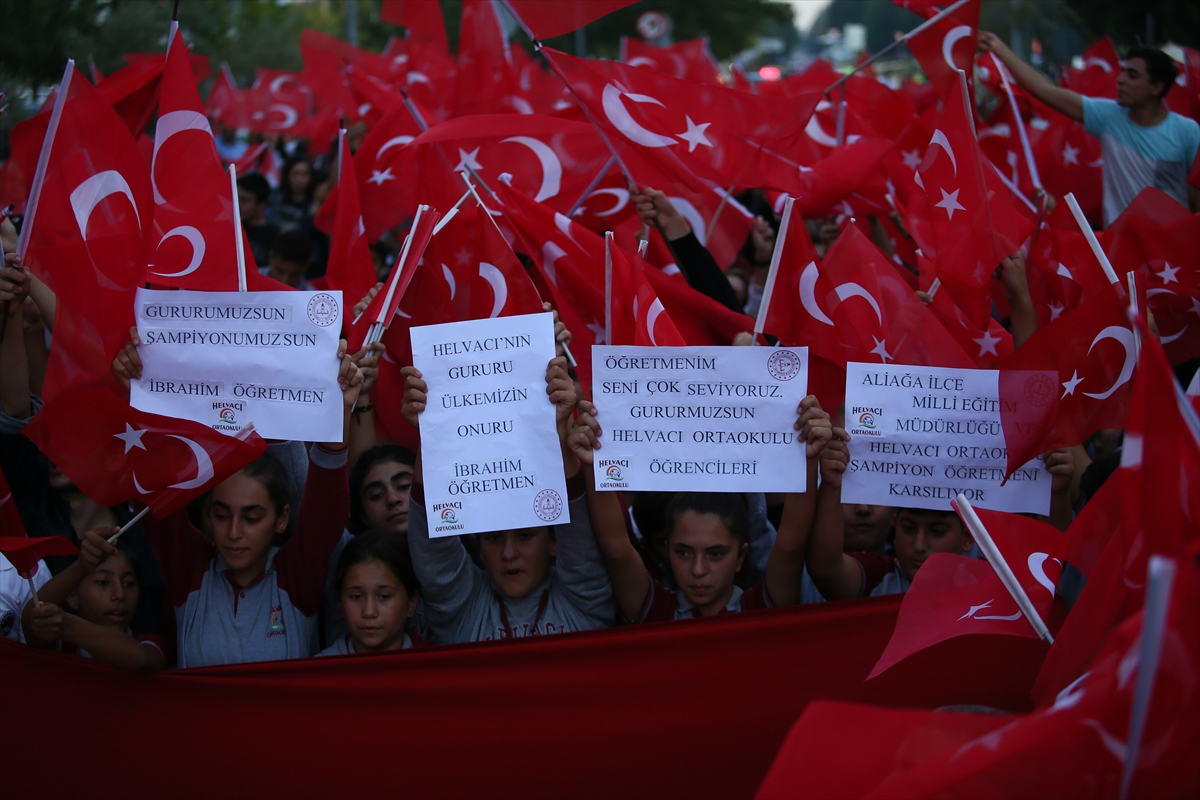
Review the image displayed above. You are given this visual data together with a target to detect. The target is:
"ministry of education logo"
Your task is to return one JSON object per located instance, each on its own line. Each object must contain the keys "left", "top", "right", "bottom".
{"left": 533, "top": 489, "right": 564, "bottom": 522}
{"left": 307, "top": 293, "right": 339, "bottom": 327}
{"left": 1023, "top": 373, "right": 1056, "bottom": 408}
{"left": 767, "top": 349, "right": 802, "bottom": 381}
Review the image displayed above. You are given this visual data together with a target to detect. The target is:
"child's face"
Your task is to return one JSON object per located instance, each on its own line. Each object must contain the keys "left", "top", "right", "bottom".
{"left": 359, "top": 460, "right": 414, "bottom": 535}
{"left": 70, "top": 553, "right": 138, "bottom": 631}
{"left": 209, "top": 472, "right": 289, "bottom": 576}
{"left": 843, "top": 504, "right": 895, "bottom": 552}
{"left": 479, "top": 528, "right": 556, "bottom": 600}
{"left": 668, "top": 512, "right": 746, "bottom": 613}
{"left": 340, "top": 560, "right": 416, "bottom": 652}
{"left": 893, "top": 510, "right": 973, "bottom": 579}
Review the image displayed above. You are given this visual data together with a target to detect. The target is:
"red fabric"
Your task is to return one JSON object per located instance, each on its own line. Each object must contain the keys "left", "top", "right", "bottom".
{"left": 606, "top": 232, "right": 685, "bottom": 347}
{"left": 998, "top": 284, "right": 1133, "bottom": 475}
{"left": 20, "top": 67, "right": 152, "bottom": 403}
{"left": 0, "top": 594, "right": 1048, "bottom": 798}
{"left": 453, "top": 0, "right": 523, "bottom": 118}
{"left": 205, "top": 63, "right": 253, "bottom": 132}
{"left": 868, "top": 510, "right": 1063, "bottom": 678}
{"left": 0, "top": 536, "right": 79, "bottom": 579}
{"left": 246, "top": 69, "right": 313, "bottom": 137}
{"left": 507, "top": 0, "right": 638, "bottom": 42}
{"left": 904, "top": 0, "right": 979, "bottom": 100}
{"left": 323, "top": 132, "right": 379, "bottom": 308}
{"left": 23, "top": 385, "right": 267, "bottom": 519}
{"left": 641, "top": 262, "right": 756, "bottom": 346}
{"left": 231, "top": 141, "right": 282, "bottom": 187}
{"left": 380, "top": 0, "right": 449, "bottom": 53}
{"left": 621, "top": 36, "right": 723, "bottom": 86}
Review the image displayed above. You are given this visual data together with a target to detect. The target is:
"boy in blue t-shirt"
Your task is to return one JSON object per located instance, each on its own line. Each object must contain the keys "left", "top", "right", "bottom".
{"left": 979, "top": 33, "right": 1200, "bottom": 225}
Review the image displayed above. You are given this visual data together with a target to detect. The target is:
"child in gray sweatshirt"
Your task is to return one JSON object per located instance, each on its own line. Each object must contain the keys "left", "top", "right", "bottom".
{"left": 399, "top": 356, "right": 615, "bottom": 644}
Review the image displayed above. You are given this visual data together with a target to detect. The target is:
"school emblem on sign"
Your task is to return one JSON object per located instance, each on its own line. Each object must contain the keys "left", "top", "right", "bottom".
{"left": 307, "top": 293, "right": 338, "bottom": 327}
{"left": 1023, "top": 373, "right": 1056, "bottom": 407}
{"left": 767, "top": 349, "right": 801, "bottom": 381}
{"left": 533, "top": 488, "right": 564, "bottom": 522}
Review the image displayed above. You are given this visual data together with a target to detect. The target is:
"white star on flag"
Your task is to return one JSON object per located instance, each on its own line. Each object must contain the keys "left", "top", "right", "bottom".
{"left": 454, "top": 248, "right": 472, "bottom": 267}
{"left": 1155, "top": 262, "right": 1179, "bottom": 284}
{"left": 587, "top": 319, "right": 607, "bottom": 345}
{"left": 455, "top": 147, "right": 483, "bottom": 174}
{"left": 934, "top": 187, "right": 966, "bottom": 220}
{"left": 676, "top": 116, "right": 713, "bottom": 152}
{"left": 1062, "top": 143, "right": 1080, "bottom": 166}
{"left": 114, "top": 423, "right": 147, "bottom": 454}
{"left": 1189, "top": 297, "right": 1200, "bottom": 317}
{"left": 870, "top": 336, "right": 894, "bottom": 363}
{"left": 1048, "top": 302, "right": 1065, "bottom": 320}
{"left": 973, "top": 329, "right": 1002, "bottom": 357}
{"left": 1061, "top": 370, "right": 1084, "bottom": 397}
{"left": 901, "top": 148, "right": 922, "bottom": 170}
{"left": 367, "top": 168, "right": 395, "bottom": 186}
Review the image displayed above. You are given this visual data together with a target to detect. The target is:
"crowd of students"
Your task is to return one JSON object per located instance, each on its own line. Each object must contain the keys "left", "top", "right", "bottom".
{"left": 0, "top": 39, "right": 1195, "bottom": 673}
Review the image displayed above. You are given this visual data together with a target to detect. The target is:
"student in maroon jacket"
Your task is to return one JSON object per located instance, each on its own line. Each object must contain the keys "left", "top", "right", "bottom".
{"left": 571, "top": 396, "right": 834, "bottom": 622}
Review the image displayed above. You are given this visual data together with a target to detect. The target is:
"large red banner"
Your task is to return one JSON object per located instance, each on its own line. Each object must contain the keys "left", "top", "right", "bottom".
{"left": 0, "top": 596, "right": 1046, "bottom": 798}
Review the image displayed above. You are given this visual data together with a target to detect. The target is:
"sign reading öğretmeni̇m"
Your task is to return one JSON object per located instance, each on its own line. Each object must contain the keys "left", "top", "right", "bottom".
{"left": 591, "top": 345, "right": 809, "bottom": 492}
{"left": 130, "top": 288, "right": 344, "bottom": 442}
{"left": 410, "top": 312, "right": 568, "bottom": 537}
{"left": 841, "top": 362, "right": 1052, "bottom": 514}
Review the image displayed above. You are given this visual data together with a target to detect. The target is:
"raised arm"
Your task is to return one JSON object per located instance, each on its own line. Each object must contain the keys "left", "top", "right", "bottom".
{"left": 806, "top": 431, "right": 869, "bottom": 600}
{"left": 763, "top": 396, "right": 833, "bottom": 607}
{"left": 979, "top": 32, "right": 1083, "bottom": 122}
{"left": 569, "top": 401, "right": 650, "bottom": 623}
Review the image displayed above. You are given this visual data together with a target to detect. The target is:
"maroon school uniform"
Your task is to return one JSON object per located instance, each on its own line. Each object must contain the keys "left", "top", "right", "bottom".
{"left": 848, "top": 551, "right": 910, "bottom": 597}
{"left": 635, "top": 575, "right": 774, "bottom": 623}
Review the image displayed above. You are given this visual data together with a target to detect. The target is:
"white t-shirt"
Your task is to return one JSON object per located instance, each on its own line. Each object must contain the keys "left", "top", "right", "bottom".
{"left": 1, "top": 554, "right": 51, "bottom": 643}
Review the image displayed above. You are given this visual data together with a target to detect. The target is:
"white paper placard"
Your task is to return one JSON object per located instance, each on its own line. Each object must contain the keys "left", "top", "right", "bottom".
{"left": 130, "top": 288, "right": 344, "bottom": 442}
{"left": 411, "top": 312, "right": 568, "bottom": 537}
{"left": 591, "top": 345, "right": 809, "bottom": 492}
{"left": 841, "top": 362, "right": 1052, "bottom": 514}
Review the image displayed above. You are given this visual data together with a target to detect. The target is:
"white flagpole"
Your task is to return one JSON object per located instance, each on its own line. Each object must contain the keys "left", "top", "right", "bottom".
{"left": 27, "top": 576, "right": 40, "bottom": 608}
{"left": 230, "top": 165, "right": 247, "bottom": 291}
{"left": 604, "top": 232, "right": 614, "bottom": 347}
{"left": 431, "top": 188, "right": 473, "bottom": 236}
{"left": 108, "top": 506, "right": 151, "bottom": 544}
{"left": 16, "top": 60, "right": 74, "bottom": 260}
{"left": 994, "top": 58, "right": 1043, "bottom": 191}
{"left": 705, "top": 186, "right": 737, "bottom": 244}
{"left": 1064, "top": 193, "right": 1119, "bottom": 284}
{"left": 753, "top": 196, "right": 793, "bottom": 345}
{"left": 637, "top": 239, "right": 649, "bottom": 258}
{"left": 953, "top": 494, "right": 1055, "bottom": 643}
{"left": 1120, "top": 556, "right": 1177, "bottom": 800}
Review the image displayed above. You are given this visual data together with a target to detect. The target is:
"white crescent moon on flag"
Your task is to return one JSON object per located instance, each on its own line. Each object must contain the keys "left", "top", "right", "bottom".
{"left": 627, "top": 56, "right": 657, "bottom": 70}
{"left": 602, "top": 84, "right": 677, "bottom": 148}
{"left": 152, "top": 226, "right": 206, "bottom": 278}
{"left": 554, "top": 212, "right": 578, "bottom": 244}
{"left": 668, "top": 196, "right": 707, "bottom": 244}
{"left": 666, "top": 53, "right": 687, "bottom": 79}
{"left": 833, "top": 282, "right": 883, "bottom": 325}
{"left": 1028, "top": 553, "right": 1060, "bottom": 597}
{"left": 1082, "top": 325, "right": 1136, "bottom": 400}
{"left": 541, "top": 241, "right": 566, "bottom": 285}
{"left": 478, "top": 262, "right": 508, "bottom": 318}
{"left": 928, "top": 129, "right": 958, "bottom": 174}
{"left": 376, "top": 135, "right": 414, "bottom": 161}
{"left": 441, "top": 264, "right": 457, "bottom": 300}
{"left": 167, "top": 435, "right": 215, "bottom": 490}
{"left": 506, "top": 95, "right": 535, "bottom": 115}
{"left": 585, "top": 188, "right": 630, "bottom": 217}
{"left": 501, "top": 136, "right": 562, "bottom": 202}
{"left": 406, "top": 72, "right": 431, "bottom": 86}
{"left": 270, "top": 74, "right": 299, "bottom": 94}
{"left": 70, "top": 170, "right": 142, "bottom": 237}
{"left": 152, "top": 110, "right": 213, "bottom": 203}
{"left": 132, "top": 472, "right": 151, "bottom": 495}
{"left": 942, "top": 25, "right": 973, "bottom": 71}
{"left": 646, "top": 299, "right": 666, "bottom": 346}
{"left": 1083, "top": 57, "right": 1113, "bottom": 72}
{"left": 805, "top": 114, "right": 839, "bottom": 148}
{"left": 799, "top": 261, "right": 835, "bottom": 325}
{"left": 267, "top": 104, "right": 299, "bottom": 130}
{"left": 1146, "top": 288, "right": 1187, "bottom": 344}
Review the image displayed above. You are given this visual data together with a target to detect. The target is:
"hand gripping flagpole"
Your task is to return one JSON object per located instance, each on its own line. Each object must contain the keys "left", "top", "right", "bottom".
{"left": 1064, "top": 193, "right": 1120, "bottom": 284}
{"left": 952, "top": 494, "right": 1055, "bottom": 643}
{"left": 753, "top": 195, "right": 794, "bottom": 346}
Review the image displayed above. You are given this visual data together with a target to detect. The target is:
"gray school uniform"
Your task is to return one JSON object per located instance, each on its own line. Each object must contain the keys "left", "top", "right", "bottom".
{"left": 317, "top": 632, "right": 412, "bottom": 656}
{"left": 407, "top": 485, "right": 615, "bottom": 643}
{"left": 869, "top": 564, "right": 913, "bottom": 597}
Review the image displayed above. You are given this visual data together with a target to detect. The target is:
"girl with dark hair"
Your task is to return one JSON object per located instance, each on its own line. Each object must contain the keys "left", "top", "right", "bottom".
{"left": 267, "top": 155, "right": 317, "bottom": 228}
{"left": 318, "top": 530, "right": 423, "bottom": 656}
{"left": 349, "top": 445, "right": 416, "bottom": 536}
{"left": 23, "top": 529, "right": 167, "bottom": 672}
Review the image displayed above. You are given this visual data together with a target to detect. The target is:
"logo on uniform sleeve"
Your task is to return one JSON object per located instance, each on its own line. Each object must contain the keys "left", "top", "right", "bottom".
{"left": 767, "top": 349, "right": 802, "bottom": 381}
{"left": 534, "top": 489, "right": 564, "bottom": 522}
{"left": 307, "top": 293, "right": 339, "bottom": 327}
{"left": 0, "top": 610, "right": 13, "bottom": 638}
{"left": 267, "top": 605, "right": 287, "bottom": 638}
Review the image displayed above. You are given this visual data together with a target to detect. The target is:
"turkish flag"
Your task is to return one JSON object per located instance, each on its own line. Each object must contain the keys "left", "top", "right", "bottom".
{"left": 925, "top": 283, "right": 1014, "bottom": 367}
{"left": 868, "top": 510, "right": 1062, "bottom": 678}
{"left": 380, "top": 0, "right": 449, "bottom": 53}
{"left": 452, "top": 0, "right": 527, "bottom": 118}
{"left": 324, "top": 131, "right": 379, "bottom": 310}
{"left": 24, "top": 385, "right": 268, "bottom": 519}
{"left": 246, "top": 69, "right": 313, "bottom": 136}
{"left": 998, "top": 285, "right": 1134, "bottom": 475}
{"left": 1033, "top": 112, "right": 1104, "bottom": 224}
{"left": 500, "top": 0, "right": 636, "bottom": 41}
{"left": 345, "top": 65, "right": 403, "bottom": 127}
{"left": 0, "top": 536, "right": 80, "bottom": 580}
{"left": 606, "top": 232, "right": 686, "bottom": 347}
{"left": 904, "top": 0, "right": 980, "bottom": 100}
{"left": 1059, "top": 36, "right": 1120, "bottom": 99}
{"left": 778, "top": 136, "right": 895, "bottom": 219}
{"left": 98, "top": 56, "right": 169, "bottom": 137}
{"left": 20, "top": 67, "right": 152, "bottom": 402}
{"left": 620, "top": 36, "right": 723, "bottom": 86}
{"left": 205, "top": 62, "right": 253, "bottom": 132}
{"left": 232, "top": 141, "right": 282, "bottom": 188}
{"left": 541, "top": 46, "right": 823, "bottom": 198}
{"left": 642, "top": 264, "right": 756, "bottom": 347}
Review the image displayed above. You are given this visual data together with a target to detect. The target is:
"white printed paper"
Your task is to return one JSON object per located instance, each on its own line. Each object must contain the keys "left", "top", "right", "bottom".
{"left": 592, "top": 346, "right": 809, "bottom": 492}
{"left": 841, "top": 362, "right": 1052, "bottom": 514}
{"left": 130, "top": 289, "right": 344, "bottom": 442}
{"left": 411, "top": 312, "right": 568, "bottom": 537}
